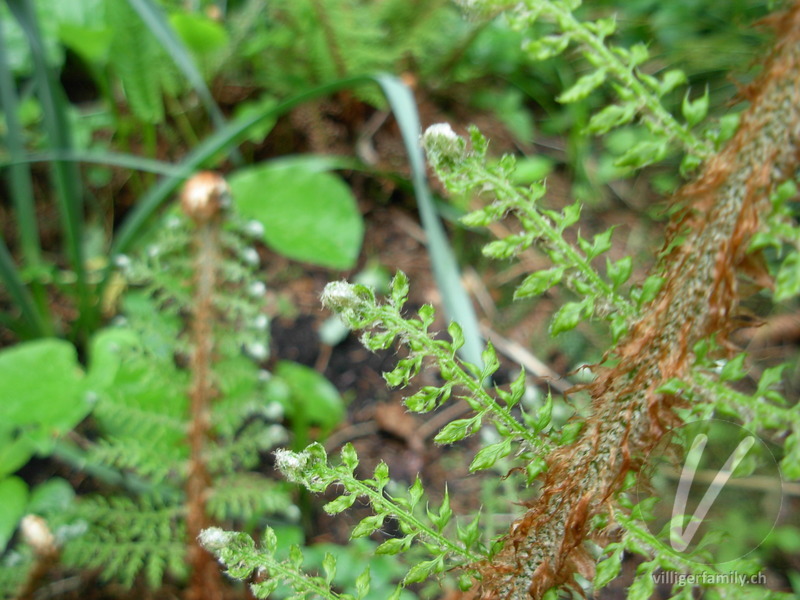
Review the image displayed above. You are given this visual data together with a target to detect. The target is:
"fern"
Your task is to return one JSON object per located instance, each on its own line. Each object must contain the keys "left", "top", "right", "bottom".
{"left": 203, "top": 2, "right": 800, "bottom": 599}
{"left": 227, "top": 0, "right": 469, "bottom": 104}
{"left": 62, "top": 495, "right": 186, "bottom": 589}
{"left": 51, "top": 174, "right": 294, "bottom": 592}
{"left": 106, "top": 0, "right": 183, "bottom": 124}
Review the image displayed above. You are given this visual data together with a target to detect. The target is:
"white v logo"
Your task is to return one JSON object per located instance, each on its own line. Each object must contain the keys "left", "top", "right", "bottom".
{"left": 670, "top": 433, "right": 756, "bottom": 551}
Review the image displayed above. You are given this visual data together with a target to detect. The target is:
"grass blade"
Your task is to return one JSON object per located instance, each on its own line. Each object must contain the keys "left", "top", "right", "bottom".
{"left": 8, "top": 0, "right": 92, "bottom": 337}
{"left": 0, "top": 13, "right": 41, "bottom": 267}
{"left": 1, "top": 151, "right": 364, "bottom": 179}
{"left": 0, "top": 10, "right": 53, "bottom": 335}
{"left": 1, "top": 151, "right": 186, "bottom": 178}
{"left": 373, "top": 74, "right": 485, "bottom": 371}
{"left": 0, "top": 235, "right": 48, "bottom": 338}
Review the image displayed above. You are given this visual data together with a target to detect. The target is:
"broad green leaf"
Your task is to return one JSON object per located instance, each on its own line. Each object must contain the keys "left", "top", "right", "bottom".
{"left": 231, "top": 164, "right": 363, "bottom": 269}
{"left": 273, "top": 361, "right": 345, "bottom": 430}
{"left": 0, "top": 432, "right": 38, "bottom": 479}
{"left": 0, "top": 476, "right": 27, "bottom": 552}
{"left": 58, "top": 24, "right": 112, "bottom": 62}
{"left": 86, "top": 327, "right": 142, "bottom": 390}
{"left": 0, "top": 339, "right": 88, "bottom": 435}
{"left": 168, "top": 12, "right": 228, "bottom": 56}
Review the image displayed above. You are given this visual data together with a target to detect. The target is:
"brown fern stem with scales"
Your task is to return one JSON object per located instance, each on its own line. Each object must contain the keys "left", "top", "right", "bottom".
{"left": 182, "top": 172, "right": 231, "bottom": 600}
{"left": 478, "top": 4, "right": 800, "bottom": 598}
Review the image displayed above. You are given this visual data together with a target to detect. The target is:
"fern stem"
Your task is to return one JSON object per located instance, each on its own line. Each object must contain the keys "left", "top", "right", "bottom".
{"left": 182, "top": 172, "right": 230, "bottom": 600}
{"left": 480, "top": 3, "right": 800, "bottom": 596}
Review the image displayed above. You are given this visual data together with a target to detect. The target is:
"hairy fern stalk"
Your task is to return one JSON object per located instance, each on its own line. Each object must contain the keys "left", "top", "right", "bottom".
{"left": 203, "top": 2, "right": 800, "bottom": 600}
{"left": 44, "top": 174, "right": 293, "bottom": 593}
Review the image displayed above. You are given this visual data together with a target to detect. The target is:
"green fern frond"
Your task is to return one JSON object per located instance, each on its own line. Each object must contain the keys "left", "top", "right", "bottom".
{"left": 94, "top": 391, "right": 186, "bottom": 441}
{"left": 0, "top": 548, "right": 34, "bottom": 599}
{"left": 106, "top": 1, "right": 183, "bottom": 124}
{"left": 62, "top": 495, "right": 186, "bottom": 589}
{"left": 207, "top": 474, "right": 295, "bottom": 523}
{"left": 210, "top": 421, "right": 288, "bottom": 474}
{"left": 86, "top": 436, "right": 186, "bottom": 482}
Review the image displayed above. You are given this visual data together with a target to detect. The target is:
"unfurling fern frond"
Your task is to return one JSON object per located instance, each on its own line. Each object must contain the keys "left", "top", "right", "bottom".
{"left": 60, "top": 177, "right": 293, "bottom": 591}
